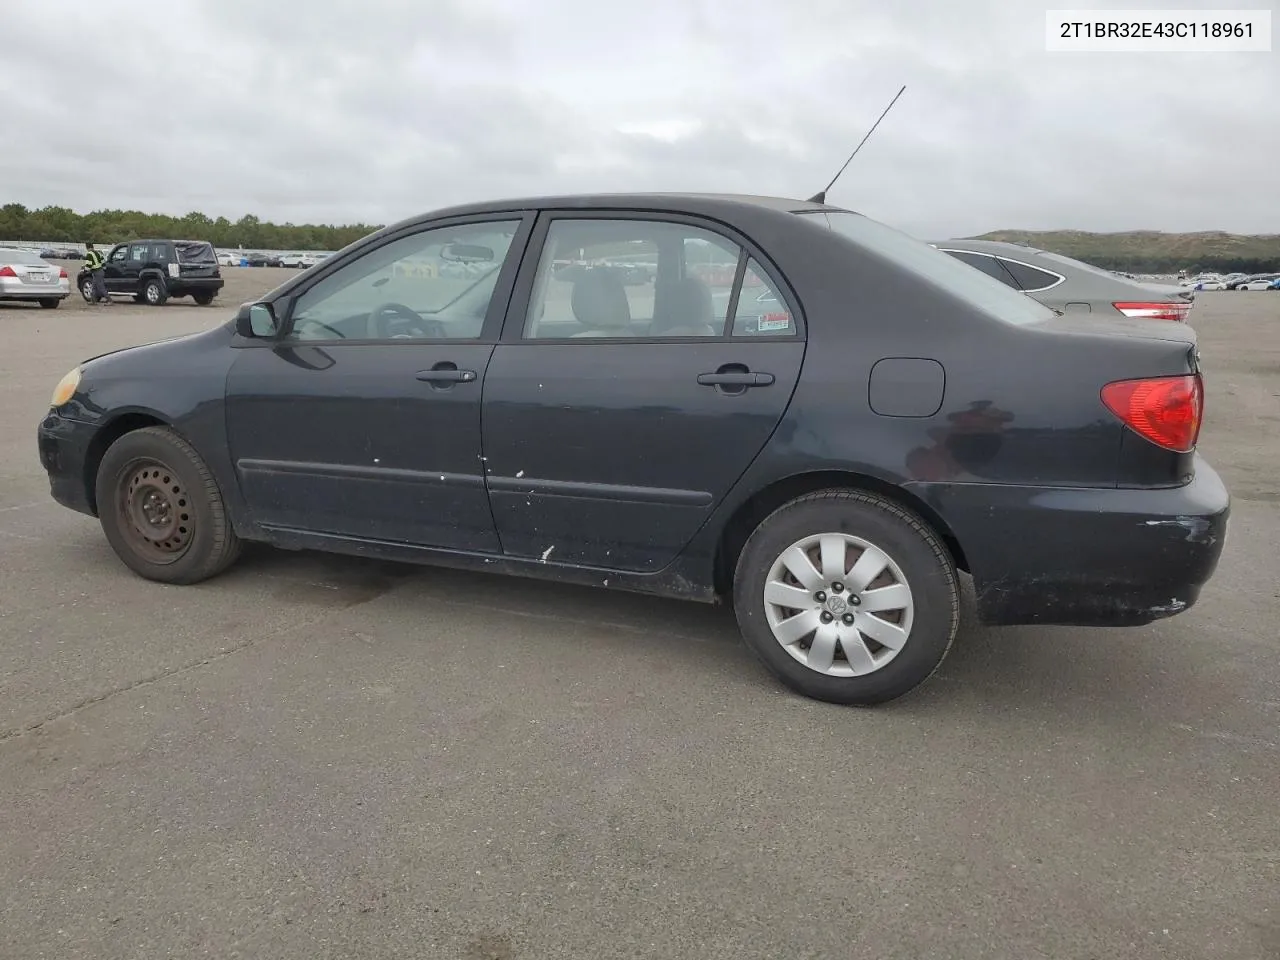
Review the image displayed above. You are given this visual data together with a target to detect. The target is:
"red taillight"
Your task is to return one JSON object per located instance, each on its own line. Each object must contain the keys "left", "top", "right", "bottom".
{"left": 59, "top": 267, "right": 67, "bottom": 278}
{"left": 1113, "top": 301, "right": 1191, "bottom": 322}
{"left": 1101, "top": 374, "right": 1203, "bottom": 453}
{"left": 0, "top": 265, "right": 16, "bottom": 278}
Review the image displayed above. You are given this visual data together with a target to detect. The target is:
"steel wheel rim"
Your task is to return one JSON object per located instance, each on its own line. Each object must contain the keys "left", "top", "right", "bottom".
{"left": 763, "top": 532, "right": 915, "bottom": 677}
{"left": 117, "top": 459, "right": 194, "bottom": 564}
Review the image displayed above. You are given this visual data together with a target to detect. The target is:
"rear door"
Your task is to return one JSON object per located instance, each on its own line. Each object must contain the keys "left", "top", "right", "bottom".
{"left": 480, "top": 212, "right": 805, "bottom": 572}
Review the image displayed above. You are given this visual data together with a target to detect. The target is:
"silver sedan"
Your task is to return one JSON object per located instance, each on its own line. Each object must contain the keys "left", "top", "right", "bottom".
{"left": 0, "top": 247, "right": 70, "bottom": 309}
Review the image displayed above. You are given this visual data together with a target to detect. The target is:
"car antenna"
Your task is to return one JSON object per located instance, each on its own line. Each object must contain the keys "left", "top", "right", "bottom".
{"left": 807, "top": 84, "right": 907, "bottom": 205}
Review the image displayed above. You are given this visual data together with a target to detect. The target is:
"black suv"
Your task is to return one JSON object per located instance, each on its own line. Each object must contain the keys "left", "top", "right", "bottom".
{"left": 78, "top": 239, "right": 224, "bottom": 306}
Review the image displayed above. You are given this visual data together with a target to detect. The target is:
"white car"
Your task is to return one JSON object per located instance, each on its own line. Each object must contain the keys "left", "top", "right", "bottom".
{"left": 1182, "top": 277, "right": 1226, "bottom": 291}
{"left": 281, "top": 254, "right": 322, "bottom": 269}
{"left": 0, "top": 246, "right": 70, "bottom": 309}
{"left": 1236, "top": 276, "right": 1280, "bottom": 291}
{"left": 217, "top": 251, "right": 243, "bottom": 267}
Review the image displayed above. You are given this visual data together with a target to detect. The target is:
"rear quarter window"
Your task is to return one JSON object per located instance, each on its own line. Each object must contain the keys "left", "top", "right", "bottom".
{"left": 997, "top": 257, "right": 1063, "bottom": 292}
{"left": 175, "top": 242, "right": 216, "bottom": 263}
{"left": 799, "top": 211, "right": 1057, "bottom": 326}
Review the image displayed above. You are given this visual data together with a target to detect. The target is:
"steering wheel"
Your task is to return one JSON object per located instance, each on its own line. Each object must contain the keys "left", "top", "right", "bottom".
{"left": 369, "top": 302, "right": 446, "bottom": 339}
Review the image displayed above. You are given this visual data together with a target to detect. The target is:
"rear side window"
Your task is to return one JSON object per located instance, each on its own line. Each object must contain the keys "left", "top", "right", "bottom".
{"left": 175, "top": 241, "right": 215, "bottom": 263}
{"left": 998, "top": 257, "right": 1062, "bottom": 292}
{"left": 943, "top": 250, "right": 1020, "bottom": 288}
{"left": 731, "top": 257, "right": 795, "bottom": 336}
{"left": 799, "top": 211, "right": 1057, "bottom": 326}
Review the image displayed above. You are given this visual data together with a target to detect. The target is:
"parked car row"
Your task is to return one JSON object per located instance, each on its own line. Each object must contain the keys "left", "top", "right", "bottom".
{"left": 216, "top": 251, "right": 332, "bottom": 269}
{"left": 1178, "top": 271, "right": 1280, "bottom": 291}
{"left": 38, "top": 192, "right": 1229, "bottom": 707}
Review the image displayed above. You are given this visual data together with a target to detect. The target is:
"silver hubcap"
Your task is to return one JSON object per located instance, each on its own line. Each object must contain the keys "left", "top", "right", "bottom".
{"left": 763, "top": 533, "right": 915, "bottom": 677}
{"left": 146, "top": 285, "right": 160, "bottom": 303}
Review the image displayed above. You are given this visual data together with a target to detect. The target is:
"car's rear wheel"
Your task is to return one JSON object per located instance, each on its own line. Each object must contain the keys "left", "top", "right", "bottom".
{"left": 733, "top": 489, "right": 959, "bottom": 706}
{"left": 143, "top": 278, "right": 168, "bottom": 306}
{"left": 95, "top": 426, "right": 241, "bottom": 584}
{"left": 192, "top": 292, "right": 215, "bottom": 306}
{"left": 38, "top": 298, "right": 61, "bottom": 309}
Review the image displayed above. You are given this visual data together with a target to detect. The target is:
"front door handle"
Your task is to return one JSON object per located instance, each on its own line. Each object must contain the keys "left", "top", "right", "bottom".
{"left": 697, "top": 371, "right": 775, "bottom": 387}
{"left": 416, "top": 366, "right": 477, "bottom": 384}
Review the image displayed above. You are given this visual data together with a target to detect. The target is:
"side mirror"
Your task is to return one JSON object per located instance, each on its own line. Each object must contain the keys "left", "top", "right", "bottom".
{"left": 236, "top": 302, "right": 280, "bottom": 338}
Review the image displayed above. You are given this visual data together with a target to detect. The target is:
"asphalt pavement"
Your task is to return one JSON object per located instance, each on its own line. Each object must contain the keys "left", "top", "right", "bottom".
{"left": 1, "top": 291, "right": 1277, "bottom": 960}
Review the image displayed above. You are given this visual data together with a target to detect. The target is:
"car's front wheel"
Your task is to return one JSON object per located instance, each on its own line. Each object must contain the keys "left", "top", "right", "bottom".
{"left": 79, "top": 278, "right": 94, "bottom": 302}
{"left": 142, "top": 278, "right": 168, "bottom": 306}
{"left": 733, "top": 489, "right": 960, "bottom": 706}
{"left": 95, "top": 426, "right": 241, "bottom": 584}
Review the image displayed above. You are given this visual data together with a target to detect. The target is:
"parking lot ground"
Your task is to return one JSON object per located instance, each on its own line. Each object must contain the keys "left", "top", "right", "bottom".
{"left": 1, "top": 291, "right": 1278, "bottom": 960}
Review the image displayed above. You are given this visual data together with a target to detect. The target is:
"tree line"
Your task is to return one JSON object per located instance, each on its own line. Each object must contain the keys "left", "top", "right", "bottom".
{"left": 977, "top": 229, "right": 1280, "bottom": 275}
{"left": 0, "top": 203, "right": 380, "bottom": 252}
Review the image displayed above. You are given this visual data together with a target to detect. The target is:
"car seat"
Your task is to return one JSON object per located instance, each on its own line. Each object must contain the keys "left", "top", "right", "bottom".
{"left": 650, "top": 276, "right": 718, "bottom": 337}
{"left": 569, "top": 269, "right": 633, "bottom": 338}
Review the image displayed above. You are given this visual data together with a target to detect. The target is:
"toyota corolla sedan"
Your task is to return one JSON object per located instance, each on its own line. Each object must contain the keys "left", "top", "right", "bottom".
{"left": 37, "top": 194, "right": 1230, "bottom": 706}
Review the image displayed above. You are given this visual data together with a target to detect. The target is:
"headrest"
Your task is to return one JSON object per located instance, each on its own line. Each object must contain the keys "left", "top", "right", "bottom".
{"left": 571, "top": 269, "right": 632, "bottom": 329}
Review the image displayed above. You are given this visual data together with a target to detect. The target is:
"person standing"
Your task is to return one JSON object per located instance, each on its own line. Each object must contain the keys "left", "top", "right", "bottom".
{"left": 84, "top": 242, "right": 109, "bottom": 304}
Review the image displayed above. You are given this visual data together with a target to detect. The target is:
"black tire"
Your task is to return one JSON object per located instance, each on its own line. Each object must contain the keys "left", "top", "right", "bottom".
{"left": 192, "top": 292, "right": 215, "bottom": 306}
{"left": 38, "top": 298, "right": 61, "bottom": 309}
{"left": 142, "top": 278, "right": 168, "bottom": 306}
{"left": 732, "top": 489, "right": 960, "bottom": 706}
{"left": 94, "top": 426, "right": 241, "bottom": 584}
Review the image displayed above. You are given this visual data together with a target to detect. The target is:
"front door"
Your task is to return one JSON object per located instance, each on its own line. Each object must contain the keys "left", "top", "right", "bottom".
{"left": 102, "top": 244, "right": 130, "bottom": 293}
{"left": 481, "top": 213, "right": 806, "bottom": 572}
{"left": 224, "top": 214, "right": 532, "bottom": 551}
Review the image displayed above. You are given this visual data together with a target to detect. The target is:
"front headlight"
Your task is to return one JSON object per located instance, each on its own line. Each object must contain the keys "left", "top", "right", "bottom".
{"left": 50, "top": 366, "right": 81, "bottom": 408}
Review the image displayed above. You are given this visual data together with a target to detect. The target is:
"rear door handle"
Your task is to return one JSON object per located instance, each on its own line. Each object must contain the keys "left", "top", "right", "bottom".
{"left": 416, "top": 368, "right": 477, "bottom": 383}
{"left": 697, "top": 371, "right": 775, "bottom": 387}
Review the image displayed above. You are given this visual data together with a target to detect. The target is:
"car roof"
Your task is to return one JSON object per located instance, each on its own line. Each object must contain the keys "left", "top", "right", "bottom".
{"left": 386, "top": 192, "right": 844, "bottom": 229}
{"left": 933, "top": 238, "right": 1048, "bottom": 257}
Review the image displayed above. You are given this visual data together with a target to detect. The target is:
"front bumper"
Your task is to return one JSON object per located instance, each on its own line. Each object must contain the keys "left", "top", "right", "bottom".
{"left": 911, "top": 455, "right": 1231, "bottom": 626}
{"left": 37, "top": 410, "right": 98, "bottom": 517}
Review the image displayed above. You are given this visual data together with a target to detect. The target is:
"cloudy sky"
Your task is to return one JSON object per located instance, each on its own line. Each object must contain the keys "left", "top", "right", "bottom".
{"left": 3, "top": 0, "right": 1276, "bottom": 238}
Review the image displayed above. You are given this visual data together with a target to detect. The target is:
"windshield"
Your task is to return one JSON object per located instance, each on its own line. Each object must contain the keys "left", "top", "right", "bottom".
{"left": 797, "top": 211, "right": 1058, "bottom": 326}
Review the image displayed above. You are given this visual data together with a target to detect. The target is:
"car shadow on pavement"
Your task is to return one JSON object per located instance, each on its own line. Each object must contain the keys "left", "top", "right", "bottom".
{"left": 218, "top": 544, "right": 1189, "bottom": 722}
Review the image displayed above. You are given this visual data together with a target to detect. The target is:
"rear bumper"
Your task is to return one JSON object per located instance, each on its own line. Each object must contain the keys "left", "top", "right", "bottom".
{"left": 0, "top": 278, "right": 69, "bottom": 300}
{"left": 911, "top": 455, "right": 1230, "bottom": 626}
{"left": 37, "top": 410, "right": 98, "bottom": 517}
{"left": 170, "top": 276, "right": 224, "bottom": 295}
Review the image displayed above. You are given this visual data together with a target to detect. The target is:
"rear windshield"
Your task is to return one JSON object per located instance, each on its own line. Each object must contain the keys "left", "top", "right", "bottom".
{"left": 796, "top": 211, "right": 1057, "bottom": 326}
{"left": 175, "top": 241, "right": 216, "bottom": 263}
{"left": 1036, "top": 249, "right": 1130, "bottom": 282}
{"left": 0, "top": 248, "right": 47, "bottom": 265}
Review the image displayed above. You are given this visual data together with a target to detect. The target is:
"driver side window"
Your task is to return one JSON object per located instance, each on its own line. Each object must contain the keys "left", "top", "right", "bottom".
{"left": 285, "top": 219, "right": 521, "bottom": 342}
